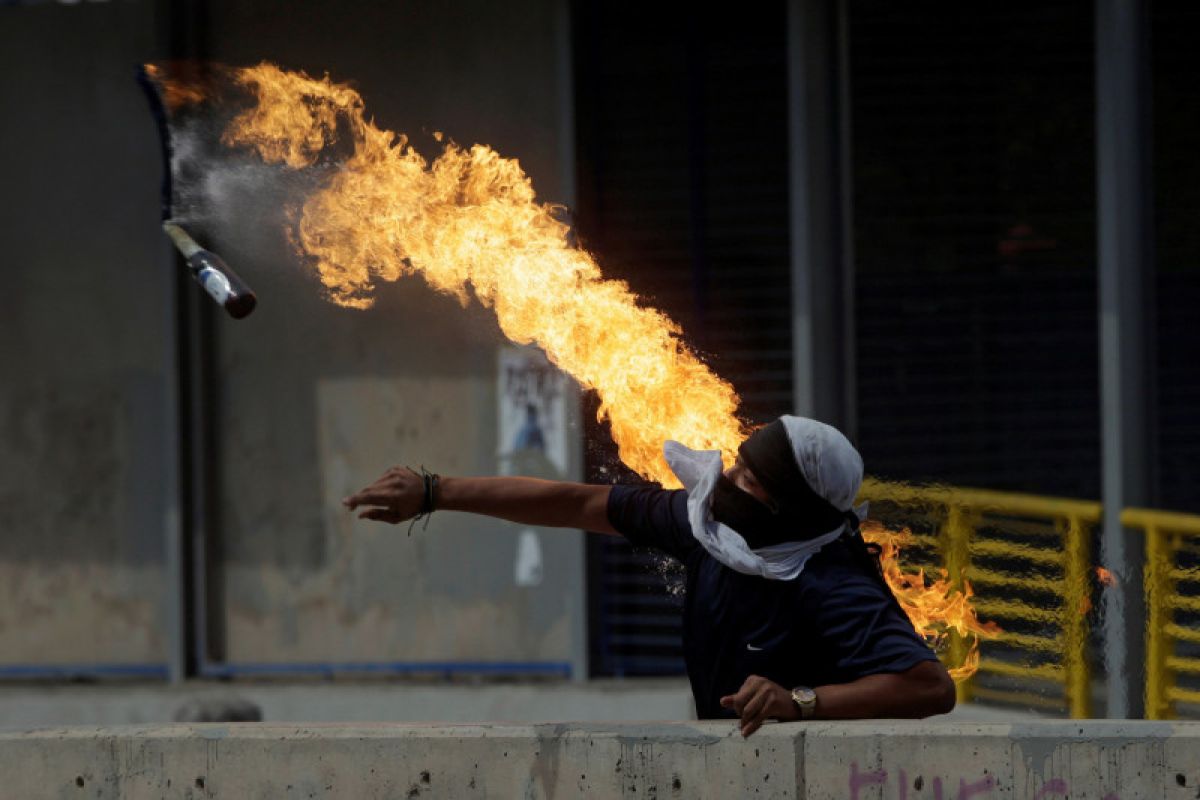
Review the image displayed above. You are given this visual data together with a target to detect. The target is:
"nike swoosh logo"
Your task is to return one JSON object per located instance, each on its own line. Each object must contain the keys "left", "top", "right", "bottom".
{"left": 746, "top": 644, "right": 764, "bottom": 651}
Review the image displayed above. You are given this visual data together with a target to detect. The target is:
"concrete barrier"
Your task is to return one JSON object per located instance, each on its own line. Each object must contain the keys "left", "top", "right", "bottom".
{"left": 1, "top": 720, "right": 1198, "bottom": 799}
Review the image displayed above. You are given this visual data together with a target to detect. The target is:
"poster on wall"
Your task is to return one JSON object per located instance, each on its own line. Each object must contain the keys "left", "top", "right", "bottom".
{"left": 497, "top": 346, "right": 570, "bottom": 481}
{"left": 497, "top": 346, "right": 572, "bottom": 587}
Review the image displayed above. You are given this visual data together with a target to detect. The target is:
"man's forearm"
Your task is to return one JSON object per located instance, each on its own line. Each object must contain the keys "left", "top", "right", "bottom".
{"left": 813, "top": 662, "right": 956, "bottom": 719}
{"left": 723, "top": 660, "right": 954, "bottom": 737}
{"left": 438, "top": 476, "right": 618, "bottom": 535}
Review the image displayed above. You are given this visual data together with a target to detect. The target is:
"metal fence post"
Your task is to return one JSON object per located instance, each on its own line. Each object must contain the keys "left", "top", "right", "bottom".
{"left": 1095, "top": 0, "right": 1154, "bottom": 720}
{"left": 1143, "top": 523, "right": 1172, "bottom": 719}
{"left": 942, "top": 503, "right": 974, "bottom": 704}
{"left": 787, "top": 0, "right": 856, "bottom": 430}
{"left": 1061, "top": 514, "right": 1093, "bottom": 718}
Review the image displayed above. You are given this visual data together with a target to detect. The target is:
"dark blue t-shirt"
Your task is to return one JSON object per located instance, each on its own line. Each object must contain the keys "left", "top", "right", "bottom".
{"left": 606, "top": 484, "right": 938, "bottom": 719}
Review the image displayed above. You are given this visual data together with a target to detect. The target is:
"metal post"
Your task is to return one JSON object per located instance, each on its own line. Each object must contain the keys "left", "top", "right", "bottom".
{"left": 159, "top": 0, "right": 190, "bottom": 687}
{"left": 684, "top": 12, "right": 710, "bottom": 338}
{"left": 555, "top": 0, "right": 588, "bottom": 683}
{"left": 787, "top": 0, "right": 855, "bottom": 430}
{"left": 163, "top": 236, "right": 187, "bottom": 684}
{"left": 1095, "top": 0, "right": 1154, "bottom": 719}
{"left": 162, "top": 0, "right": 215, "bottom": 682}
{"left": 941, "top": 504, "right": 974, "bottom": 705}
{"left": 1143, "top": 524, "right": 1171, "bottom": 719}
{"left": 1061, "top": 514, "right": 1092, "bottom": 718}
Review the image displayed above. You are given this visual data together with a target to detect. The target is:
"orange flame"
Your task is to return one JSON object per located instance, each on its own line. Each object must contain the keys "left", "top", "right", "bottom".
{"left": 152, "top": 62, "right": 998, "bottom": 680}
{"left": 222, "top": 62, "right": 747, "bottom": 484}
{"left": 863, "top": 522, "right": 1001, "bottom": 679}
{"left": 1096, "top": 566, "right": 1117, "bottom": 587}
{"left": 144, "top": 63, "right": 207, "bottom": 110}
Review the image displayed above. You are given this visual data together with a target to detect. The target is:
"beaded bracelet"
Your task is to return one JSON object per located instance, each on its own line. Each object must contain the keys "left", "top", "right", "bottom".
{"left": 407, "top": 465, "right": 440, "bottom": 536}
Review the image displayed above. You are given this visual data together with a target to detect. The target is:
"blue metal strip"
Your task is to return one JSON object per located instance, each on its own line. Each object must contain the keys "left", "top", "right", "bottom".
{"left": 602, "top": 656, "right": 686, "bottom": 677}
{"left": 0, "top": 664, "right": 170, "bottom": 679}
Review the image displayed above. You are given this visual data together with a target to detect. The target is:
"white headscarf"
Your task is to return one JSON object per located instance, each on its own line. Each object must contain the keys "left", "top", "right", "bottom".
{"left": 663, "top": 415, "right": 868, "bottom": 581}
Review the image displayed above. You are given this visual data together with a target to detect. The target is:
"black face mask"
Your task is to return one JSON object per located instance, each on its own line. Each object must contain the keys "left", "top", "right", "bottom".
{"left": 713, "top": 418, "right": 856, "bottom": 548}
{"left": 710, "top": 474, "right": 800, "bottom": 549}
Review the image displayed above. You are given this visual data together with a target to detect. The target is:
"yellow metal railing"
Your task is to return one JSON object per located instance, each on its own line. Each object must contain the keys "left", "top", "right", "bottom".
{"left": 860, "top": 479, "right": 1101, "bottom": 718}
{"left": 1125, "top": 507, "right": 1200, "bottom": 720}
{"left": 859, "top": 481, "right": 1200, "bottom": 719}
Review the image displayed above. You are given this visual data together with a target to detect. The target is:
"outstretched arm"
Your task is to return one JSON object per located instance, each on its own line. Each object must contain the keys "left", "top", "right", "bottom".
{"left": 720, "top": 660, "right": 956, "bottom": 737}
{"left": 343, "top": 467, "right": 619, "bottom": 535}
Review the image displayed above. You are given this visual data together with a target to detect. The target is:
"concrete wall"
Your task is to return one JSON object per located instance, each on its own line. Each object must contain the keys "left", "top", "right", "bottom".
{"left": 3, "top": 721, "right": 1198, "bottom": 799}
{"left": 0, "top": 1, "right": 171, "bottom": 668}
{"left": 0, "top": 0, "right": 588, "bottom": 675}
{"left": 197, "top": 0, "right": 587, "bottom": 672}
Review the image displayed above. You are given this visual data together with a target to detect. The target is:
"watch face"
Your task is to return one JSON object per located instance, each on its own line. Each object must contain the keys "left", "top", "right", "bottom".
{"left": 792, "top": 687, "right": 817, "bottom": 705}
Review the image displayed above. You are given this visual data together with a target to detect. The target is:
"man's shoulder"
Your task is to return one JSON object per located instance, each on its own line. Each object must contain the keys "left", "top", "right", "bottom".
{"left": 606, "top": 484, "right": 697, "bottom": 560}
{"left": 791, "top": 538, "right": 882, "bottom": 597}
{"left": 609, "top": 483, "right": 689, "bottom": 518}
{"left": 799, "top": 537, "right": 856, "bottom": 574}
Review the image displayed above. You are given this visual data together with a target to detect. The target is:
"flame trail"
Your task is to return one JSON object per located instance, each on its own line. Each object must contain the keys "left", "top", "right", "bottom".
{"left": 143, "top": 63, "right": 207, "bottom": 111}
{"left": 150, "top": 62, "right": 998, "bottom": 678}
{"left": 221, "top": 63, "right": 748, "bottom": 485}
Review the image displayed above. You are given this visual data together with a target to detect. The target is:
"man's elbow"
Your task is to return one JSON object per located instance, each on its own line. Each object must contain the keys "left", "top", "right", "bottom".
{"left": 931, "top": 676, "right": 957, "bottom": 716}
{"left": 927, "top": 663, "right": 957, "bottom": 716}
{"left": 908, "top": 660, "right": 956, "bottom": 717}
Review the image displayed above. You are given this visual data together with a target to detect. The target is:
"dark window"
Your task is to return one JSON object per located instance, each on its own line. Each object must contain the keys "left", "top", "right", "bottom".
{"left": 1152, "top": 1, "right": 1200, "bottom": 515}
{"left": 849, "top": 3, "right": 1099, "bottom": 499}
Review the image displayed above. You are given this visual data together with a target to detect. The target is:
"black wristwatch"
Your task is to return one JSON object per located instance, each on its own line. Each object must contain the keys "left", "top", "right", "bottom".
{"left": 790, "top": 686, "right": 818, "bottom": 720}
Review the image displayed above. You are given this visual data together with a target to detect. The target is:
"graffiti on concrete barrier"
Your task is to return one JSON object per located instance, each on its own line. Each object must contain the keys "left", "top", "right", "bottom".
{"left": 848, "top": 762, "right": 1123, "bottom": 800}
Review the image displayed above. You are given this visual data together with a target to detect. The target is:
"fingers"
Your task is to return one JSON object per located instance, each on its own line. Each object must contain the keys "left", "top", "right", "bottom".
{"left": 723, "top": 676, "right": 757, "bottom": 718}
{"left": 358, "top": 508, "right": 401, "bottom": 524}
{"left": 343, "top": 489, "right": 394, "bottom": 510}
{"left": 342, "top": 466, "right": 418, "bottom": 510}
{"left": 741, "top": 714, "right": 767, "bottom": 738}
{"left": 739, "top": 686, "right": 773, "bottom": 737}
{"left": 343, "top": 483, "right": 378, "bottom": 509}
{"left": 724, "top": 675, "right": 785, "bottom": 738}
{"left": 740, "top": 688, "right": 769, "bottom": 727}
{"left": 342, "top": 465, "right": 430, "bottom": 527}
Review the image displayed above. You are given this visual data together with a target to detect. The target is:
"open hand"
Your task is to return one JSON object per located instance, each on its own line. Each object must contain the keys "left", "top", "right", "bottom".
{"left": 719, "top": 674, "right": 799, "bottom": 737}
{"left": 342, "top": 466, "right": 425, "bottom": 524}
